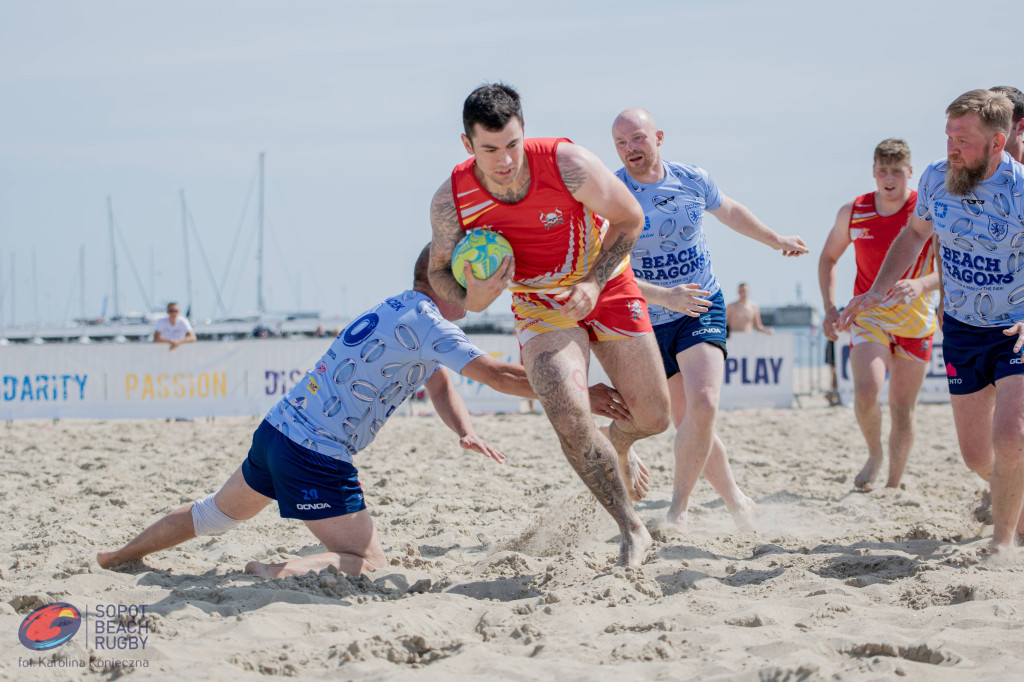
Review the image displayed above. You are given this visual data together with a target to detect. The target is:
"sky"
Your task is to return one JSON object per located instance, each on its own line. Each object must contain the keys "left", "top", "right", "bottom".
{"left": 0, "top": 0, "right": 1018, "bottom": 328}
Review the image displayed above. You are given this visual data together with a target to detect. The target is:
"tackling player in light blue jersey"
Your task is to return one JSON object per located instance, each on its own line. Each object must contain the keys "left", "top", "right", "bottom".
{"left": 264, "top": 290, "right": 486, "bottom": 460}
{"left": 612, "top": 108, "right": 808, "bottom": 534}
{"left": 840, "top": 90, "right": 1024, "bottom": 556}
{"left": 98, "top": 245, "right": 631, "bottom": 579}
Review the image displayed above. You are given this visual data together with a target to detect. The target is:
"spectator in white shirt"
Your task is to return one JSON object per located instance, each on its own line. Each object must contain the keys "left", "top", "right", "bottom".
{"left": 154, "top": 302, "right": 196, "bottom": 351}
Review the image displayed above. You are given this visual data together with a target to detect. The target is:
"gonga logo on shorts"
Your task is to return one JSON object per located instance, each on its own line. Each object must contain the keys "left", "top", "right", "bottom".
{"left": 18, "top": 602, "right": 82, "bottom": 651}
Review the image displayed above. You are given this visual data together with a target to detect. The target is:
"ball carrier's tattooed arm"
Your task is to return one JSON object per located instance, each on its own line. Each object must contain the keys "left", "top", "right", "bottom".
{"left": 428, "top": 180, "right": 514, "bottom": 312}
{"left": 552, "top": 143, "right": 646, "bottom": 321}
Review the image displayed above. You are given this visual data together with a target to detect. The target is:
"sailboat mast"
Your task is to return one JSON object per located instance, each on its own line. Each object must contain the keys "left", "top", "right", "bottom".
{"left": 107, "top": 195, "right": 120, "bottom": 320}
{"left": 180, "top": 189, "right": 193, "bottom": 316}
{"left": 257, "top": 152, "right": 266, "bottom": 315}
{"left": 32, "top": 249, "right": 40, "bottom": 326}
{"left": 8, "top": 253, "right": 14, "bottom": 326}
{"left": 79, "top": 245, "right": 86, "bottom": 319}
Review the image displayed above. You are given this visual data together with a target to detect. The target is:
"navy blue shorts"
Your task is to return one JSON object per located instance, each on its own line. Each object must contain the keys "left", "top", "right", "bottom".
{"left": 942, "top": 314, "right": 1024, "bottom": 395}
{"left": 241, "top": 420, "right": 366, "bottom": 520}
{"left": 652, "top": 290, "right": 728, "bottom": 378}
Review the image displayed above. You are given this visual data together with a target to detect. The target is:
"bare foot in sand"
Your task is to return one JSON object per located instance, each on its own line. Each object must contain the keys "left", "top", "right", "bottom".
{"left": 96, "top": 550, "right": 121, "bottom": 569}
{"left": 985, "top": 542, "right": 1019, "bottom": 567}
{"left": 244, "top": 561, "right": 278, "bottom": 579}
{"left": 727, "top": 495, "right": 757, "bottom": 533}
{"left": 616, "top": 522, "right": 653, "bottom": 568}
{"left": 598, "top": 424, "right": 651, "bottom": 502}
{"left": 854, "top": 455, "right": 883, "bottom": 491}
{"left": 664, "top": 506, "right": 688, "bottom": 531}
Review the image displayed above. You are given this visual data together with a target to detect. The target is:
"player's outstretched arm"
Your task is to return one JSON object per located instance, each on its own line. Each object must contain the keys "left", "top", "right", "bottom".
{"left": 838, "top": 214, "right": 934, "bottom": 330}
{"left": 635, "top": 279, "right": 711, "bottom": 318}
{"left": 552, "top": 143, "right": 644, "bottom": 320}
{"left": 428, "top": 181, "right": 511, "bottom": 312}
{"left": 424, "top": 365, "right": 504, "bottom": 463}
{"left": 886, "top": 271, "right": 940, "bottom": 305}
{"left": 818, "top": 203, "right": 854, "bottom": 341}
{"left": 932, "top": 234, "right": 945, "bottom": 330}
{"left": 460, "top": 354, "right": 631, "bottom": 420}
{"left": 710, "top": 196, "right": 808, "bottom": 257}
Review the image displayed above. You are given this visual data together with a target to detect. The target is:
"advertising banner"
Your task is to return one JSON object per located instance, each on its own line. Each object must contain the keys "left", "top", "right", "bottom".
{"left": 0, "top": 335, "right": 522, "bottom": 420}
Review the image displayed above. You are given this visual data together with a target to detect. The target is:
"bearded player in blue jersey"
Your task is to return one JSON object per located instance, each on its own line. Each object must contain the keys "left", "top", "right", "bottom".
{"left": 98, "top": 246, "right": 630, "bottom": 578}
{"left": 841, "top": 90, "right": 1024, "bottom": 557}
{"left": 611, "top": 108, "right": 808, "bottom": 532}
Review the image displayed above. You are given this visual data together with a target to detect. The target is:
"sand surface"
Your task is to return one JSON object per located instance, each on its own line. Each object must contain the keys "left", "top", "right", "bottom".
{"left": 2, "top": 404, "right": 1023, "bottom": 680}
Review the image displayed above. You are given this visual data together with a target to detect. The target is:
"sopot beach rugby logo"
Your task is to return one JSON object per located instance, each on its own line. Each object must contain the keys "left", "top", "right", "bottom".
{"left": 18, "top": 602, "right": 82, "bottom": 650}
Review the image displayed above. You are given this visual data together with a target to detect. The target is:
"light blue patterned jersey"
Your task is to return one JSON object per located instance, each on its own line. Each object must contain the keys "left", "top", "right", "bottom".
{"left": 615, "top": 161, "right": 723, "bottom": 326}
{"left": 915, "top": 153, "right": 1024, "bottom": 327}
{"left": 265, "top": 291, "right": 484, "bottom": 461}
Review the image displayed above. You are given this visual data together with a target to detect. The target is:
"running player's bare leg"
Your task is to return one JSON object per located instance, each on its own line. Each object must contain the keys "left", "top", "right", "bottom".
{"left": 591, "top": 333, "right": 670, "bottom": 501}
{"left": 988, "top": 375, "right": 1024, "bottom": 554}
{"left": 849, "top": 342, "right": 888, "bottom": 489}
{"left": 662, "top": 347, "right": 755, "bottom": 531}
{"left": 665, "top": 343, "right": 726, "bottom": 527}
{"left": 98, "top": 468, "right": 271, "bottom": 569}
{"left": 699, "top": 434, "right": 757, "bottom": 532}
{"left": 884, "top": 352, "right": 929, "bottom": 488}
{"left": 951, "top": 387, "right": 996, "bottom": 482}
{"left": 522, "top": 328, "right": 652, "bottom": 567}
{"left": 244, "top": 509, "right": 387, "bottom": 578}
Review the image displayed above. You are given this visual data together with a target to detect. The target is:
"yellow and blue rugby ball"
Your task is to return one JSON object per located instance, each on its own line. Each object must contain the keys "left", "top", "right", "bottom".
{"left": 451, "top": 228, "right": 513, "bottom": 288}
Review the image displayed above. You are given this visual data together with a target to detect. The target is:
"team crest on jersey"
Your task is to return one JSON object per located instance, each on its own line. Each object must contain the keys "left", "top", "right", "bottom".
{"left": 685, "top": 203, "right": 702, "bottom": 226}
{"left": 627, "top": 299, "right": 644, "bottom": 321}
{"left": 988, "top": 217, "right": 1009, "bottom": 242}
{"left": 934, "top": 202, "right": 948, "bottom": 219}
{"left": 539, "top": 209, "right": 564, "bottom": 229}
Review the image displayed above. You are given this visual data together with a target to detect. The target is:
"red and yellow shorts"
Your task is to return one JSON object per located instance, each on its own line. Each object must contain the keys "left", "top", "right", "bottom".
{"left": 850, "top": 317, "right": 934, "bottom": 362}
{"left": 512, "top": 269, "right": 653, "bottom": 347}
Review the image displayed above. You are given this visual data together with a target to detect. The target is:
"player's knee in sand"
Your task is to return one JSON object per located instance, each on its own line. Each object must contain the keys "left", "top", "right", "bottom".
{"left": 191, "top": 492, "right": 244, "bottom": 536}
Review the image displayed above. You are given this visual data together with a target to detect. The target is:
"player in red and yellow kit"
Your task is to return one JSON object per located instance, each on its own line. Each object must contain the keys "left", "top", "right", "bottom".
{"left": 818, "top": 139, "right": 939, "bottom": 491}
{"left": 428, "top": 84, "right": 670, "bottom": 568}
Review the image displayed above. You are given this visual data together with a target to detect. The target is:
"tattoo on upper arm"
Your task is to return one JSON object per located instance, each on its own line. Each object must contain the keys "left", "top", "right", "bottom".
{"left": 429, "top": 185, "right": 468, "bottom": 303}
{"left": 430, "top": 188, "right": 461, "bottom": 249}
{"left": 557, "top": 151, "right": 588, "bottom": 194}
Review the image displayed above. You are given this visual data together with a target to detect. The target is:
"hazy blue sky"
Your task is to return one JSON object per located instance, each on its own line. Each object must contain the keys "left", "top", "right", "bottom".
{"left": 0, "top": 0, "right": 1017, "bottom": 326}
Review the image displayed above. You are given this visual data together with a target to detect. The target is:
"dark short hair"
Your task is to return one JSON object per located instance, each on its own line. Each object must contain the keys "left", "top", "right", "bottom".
{"left": 463, "top": 83, "right": 523, "bottom": 139}
{"left": 990, "top": 85, "right": 1024, "bottom": 124}
{"left": 413, "top": 244, "right": 431, "bottom": 289}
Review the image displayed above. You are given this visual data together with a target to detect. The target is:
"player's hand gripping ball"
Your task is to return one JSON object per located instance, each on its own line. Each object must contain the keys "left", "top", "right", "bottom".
{"left": 451, "top": 228, "right": 514, "bottom": 288}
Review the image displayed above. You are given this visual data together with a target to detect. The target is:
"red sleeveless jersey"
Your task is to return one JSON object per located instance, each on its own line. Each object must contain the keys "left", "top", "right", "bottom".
{"left": 450, "top": 137, "right": 625, "bottom": 293}
{"left": 849, "top": 191, "right": 931, "bottom": 296}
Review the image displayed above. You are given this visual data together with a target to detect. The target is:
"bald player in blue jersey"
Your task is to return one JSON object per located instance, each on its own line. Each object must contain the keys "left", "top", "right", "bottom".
{"left": 841, "top": 90, "right": 1024, "bottom": 556}
{"left": 97, "top": 245, "right": 630, "bottom": 578}
{"left": 611, "top": 108, "right": 808, "bottom": 532}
